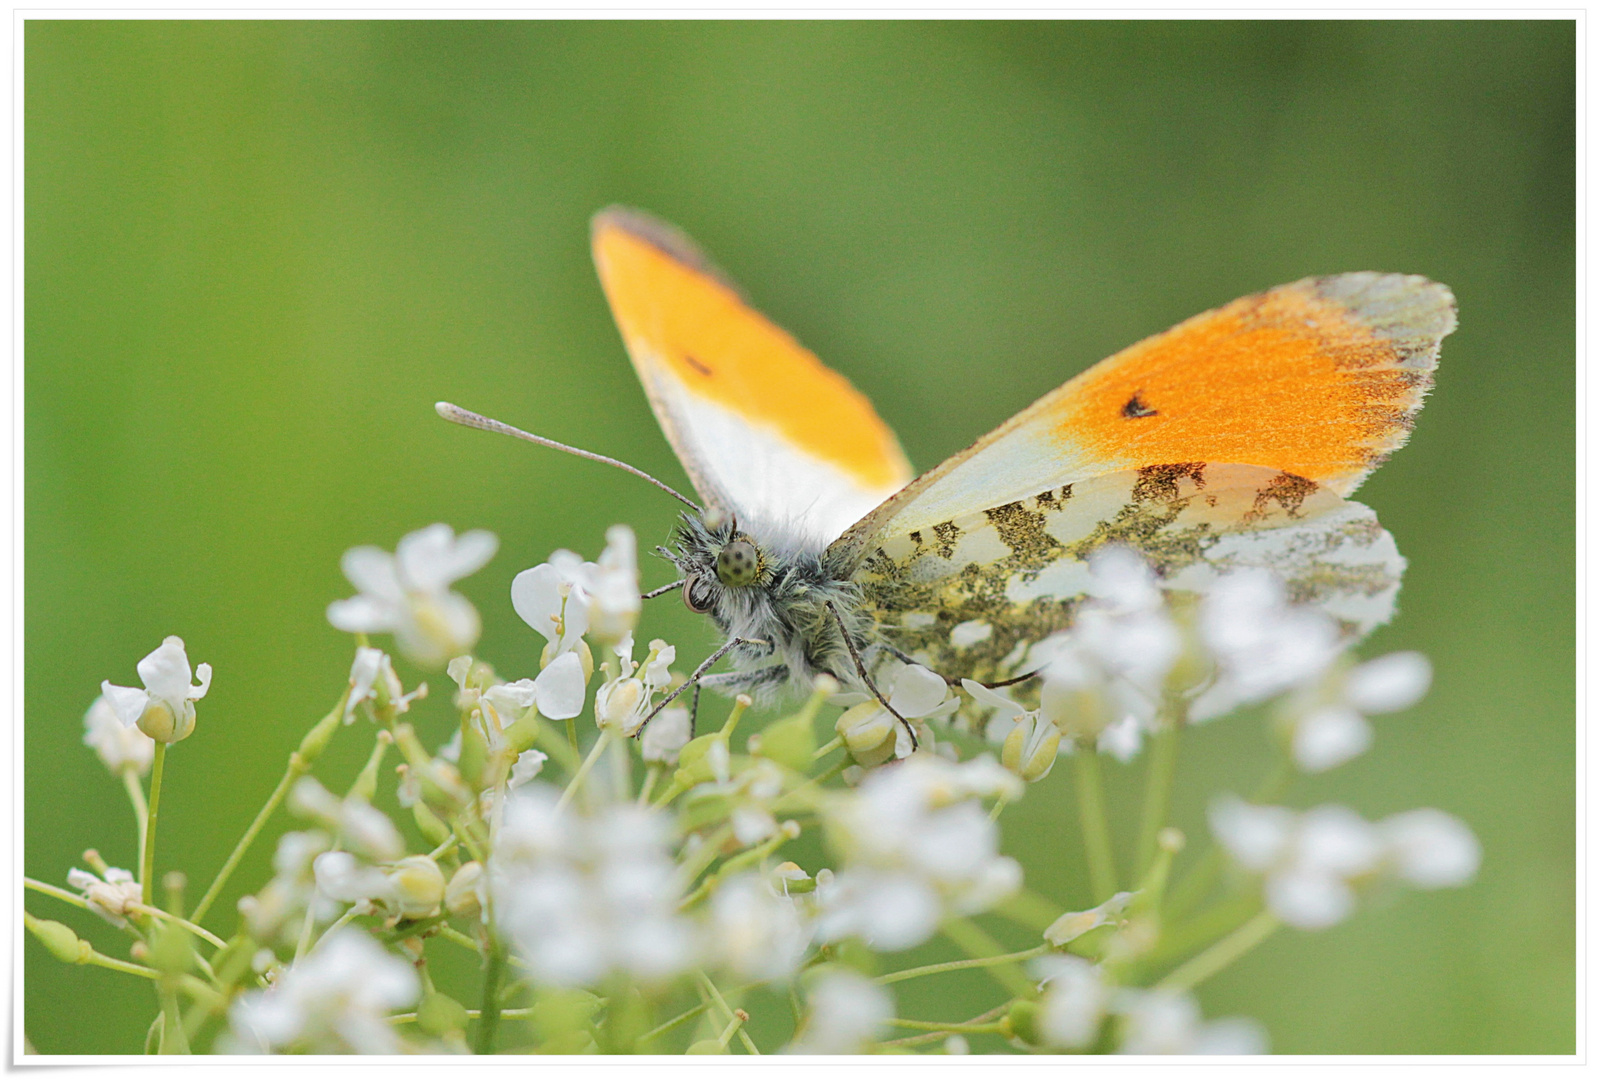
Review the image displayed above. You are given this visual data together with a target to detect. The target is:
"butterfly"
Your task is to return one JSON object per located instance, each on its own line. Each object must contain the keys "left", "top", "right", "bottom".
{"left": 442, "top": 207, "right": 1455, "bottom": 742}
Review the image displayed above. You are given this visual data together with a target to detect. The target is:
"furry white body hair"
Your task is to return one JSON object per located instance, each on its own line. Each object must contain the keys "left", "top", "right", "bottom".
{"left": 663, "top": 512, "right": 880, "bottom": 702}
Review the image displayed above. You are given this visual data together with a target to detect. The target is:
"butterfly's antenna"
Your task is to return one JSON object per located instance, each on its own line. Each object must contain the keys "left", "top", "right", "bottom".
{"left": 436, "top": 402, "right": 702, "bottom": 513}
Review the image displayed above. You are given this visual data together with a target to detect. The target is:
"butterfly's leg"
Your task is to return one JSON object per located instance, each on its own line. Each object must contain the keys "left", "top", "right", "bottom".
{"left": 824, "top": 600, "right": 918, "bottom": 751}
{"left": 689, "top": 681, "right": 701, "bottom": 737}
{"left": 634, "top": 636, "right": 771, "bottom": 737}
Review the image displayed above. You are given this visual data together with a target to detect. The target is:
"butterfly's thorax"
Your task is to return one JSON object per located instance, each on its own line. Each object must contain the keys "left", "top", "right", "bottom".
{"left": 666, "top": 513, "right": 874, "bottom": 698}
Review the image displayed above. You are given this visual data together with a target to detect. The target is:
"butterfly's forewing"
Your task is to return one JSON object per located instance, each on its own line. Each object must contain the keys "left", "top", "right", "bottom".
{"left": 831, "top": 274, "right": 1454, "bottom": 569}
{"left": 853, "top": 463, "right": 1404, "bottom": 685}
{"left": 592, "top": 208, "right": 912, "bottom": 544}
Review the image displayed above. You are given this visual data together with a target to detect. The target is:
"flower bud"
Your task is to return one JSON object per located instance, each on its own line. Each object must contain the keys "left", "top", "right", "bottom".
{"left": 835, "top": 702, "right": 897, "bottom": 767}
{"left": 1039, "top": 680, "right": 1111, "bottom": 742}
{"left": 387, "top": 855, "right": 446, "bottom": 919}
{"left": 1006, "top": 999, "right": 1043, "bottom": 1046}
{"left": 596, "top": 678, "right": 645, "bottom": 732}
{"left": 445, "top": 861, "right": 485, "bottom": 918}
{"left": 26, "top": 914, "right": 91, "bottom": 965}
{"left": 1001, "top": 713, "right": 1062, "bottom": 782}
{"left": 137, "top": 698, "right": 195, "bottom": 743}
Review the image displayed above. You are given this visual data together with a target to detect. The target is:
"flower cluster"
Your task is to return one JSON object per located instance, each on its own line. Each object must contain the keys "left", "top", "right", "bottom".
{"left": 30, "top": 522, "right": 1480, "bottom": 1058}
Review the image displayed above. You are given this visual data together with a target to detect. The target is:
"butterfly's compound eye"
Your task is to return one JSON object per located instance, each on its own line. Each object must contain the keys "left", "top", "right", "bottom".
{"left": 715, "top": 538, "right": 760, "bottom": 588}
{"left": 683, "top": 573, "right": 715, "bottom": 614}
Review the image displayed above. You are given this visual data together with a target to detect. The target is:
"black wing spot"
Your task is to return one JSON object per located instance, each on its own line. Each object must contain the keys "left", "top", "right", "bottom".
{"left": 1122, "top": 392, "right": 1158, "bottom": 419}
{"left": 684, "top": 354, "right": 714, "bottom": 376}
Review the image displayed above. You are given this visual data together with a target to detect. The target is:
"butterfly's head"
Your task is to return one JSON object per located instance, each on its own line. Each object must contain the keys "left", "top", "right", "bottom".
{"left": 670, "top": 512, "right": 770, "bottom": 617}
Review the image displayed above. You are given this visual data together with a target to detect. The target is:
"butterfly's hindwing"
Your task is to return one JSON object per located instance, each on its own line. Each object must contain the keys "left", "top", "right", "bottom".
{"left": 852, "top": 463, "right": 1403, "bottom": 686}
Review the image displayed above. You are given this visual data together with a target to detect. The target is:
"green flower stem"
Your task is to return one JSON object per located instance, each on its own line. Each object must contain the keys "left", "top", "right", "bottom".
{"left": 1165, "top": 847, "right": 1225, "bottom": 919}
{"left": 122, "top": 770, "right": 149, "bottom": 869}
{"left": 678, "top": 825, "right": 737, "bottom": 893}
{"left": 887, "top": 1018, "right": 1007, "bottom": 1034}
{"left": 310, "top": 903, "right": 365, "bottom": 951}
{"left": 127, "top": 904, "right": 227, "bottom": 951}
{"left": 697, "top": 970, "right": 759, "bottom": 1055}
{"left": 474, "top": 939, "right": 507, "bottom": 1055}
{"left": 140, "top": 744, "right": 168, "bottom": 909}
{"left": 556, "top": 729, "right": 614, "bottom": 811}
{"left": 678, "top": 823, "right": 799, "bottom": 911}
{"left": 1135, "top": 708, "right": 1184, "bottom": 881}
{"left": 877, "top": 943, "right": 1050, "bottom": 985}
{"left": 437, "top": 925, "right": 484, "bottom": 955}
{"left": 72, "top": 947, "right": 161, "bottom": 981}
{"left": 639, "top": 1000, "right": 712, "bottom": 1045}
{"left": 192, "top": 690, "right": 350, "bottom": 925}
{"left": 23, "top": 877, "right": 90, "bottom": 911}
{"left": 770, "top": 757, "right": 849, "bottom": 815}
{"left": 1144, "top": 892, "right": 1263, "bottom": 968}
{"left": 157, "top": 982, "right": 191, "bottom": 1054}
{"left": 1072, "top": 747, "right": 1119, "bottom": 902}
{"left": 811, "top": 735, "right": 843, "bottom": 760}
{"left": 877, "top": 1003, "right": 1011, "bottom": 1048}
{"left": 564, "top": 717, "right": 579, "bottom": 756}
{"left": 1158, "top": 910, "right": 1279, "bottom": 992}
{"left": 637, "top": 765, "right": 660, "bottom": 806}
{"left": 942, "top": 918, "right": 1035, "bottom": 999}
{"left": 193, "top": 761, "right": 300, "bottom": 928}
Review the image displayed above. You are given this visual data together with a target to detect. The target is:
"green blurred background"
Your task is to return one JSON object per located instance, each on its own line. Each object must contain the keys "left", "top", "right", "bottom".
{"left": 25, "top": 20, "right": 1573, "bottom": 1054}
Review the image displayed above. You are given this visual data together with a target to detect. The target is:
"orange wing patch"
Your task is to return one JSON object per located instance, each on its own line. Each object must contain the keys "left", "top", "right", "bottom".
{"left": 1056, "top": 275, "right": 1454, "bottom": 497}
{"left": 592, "top": 209, "right": 910, "bottom": 495}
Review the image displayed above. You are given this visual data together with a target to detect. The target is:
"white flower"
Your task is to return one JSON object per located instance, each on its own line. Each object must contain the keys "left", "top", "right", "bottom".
{"left": 512, "top": 552, "right": 593, "bottom": 659}
{"left": 1211, "top": 797, "right": 1476, "bottom": 930}
{"left": 584, "top": 525, "right": 642, "bottom": 645}
{"left": 492, "top": 784, "right": 696, "bottom": 987}
{"left": 835, "top": 662, "right": 957, "bottom": 765}
{"left": 1113, "top": 988, "right": 1268, "bottom": 1054}
{"left": 312, "top": 851, "right": 395, "bottom": 909}
{"left": 1097, "top": 713, "right": 1144, "bottom": 763}
{"left": 1285, "top": 652, "right": 1433, "bottom": 773}
{"left": 1211, "top": 797, "right": 1380, "bottom": 929}
{"left": 1000, "top": 711, "right": 1062, "bottom": 782}
{"left": 289, "top": 777, "right": 404, "bottom": 863}
{"left": 818, "top": 756, "right": 1022, "bottom": 950}
{"left": 67, "top": 866, "right": 141, "bottom": 926}
{"left": 1035, "top": 955, "right": 1111, "bottom": 1049}
{"left": 594, "top": 637, "right": 676, "bottom": 735}
{"left": 703, "top": 873, "right": 813, "bottom": 983}
{"left": 100, "top": 635, "right": 212, "bottom": 743}
{"left": 237, "top": 831, "right": 336, "bottom": 943}
{"left": 1191, "top": 570, "right": 1341, "bottom": 721}
{"left": 508, "top": 749, "right": 549, "bottom": 790}
{"left": 641, "top": 706, "right": 692, "bottom": 765}
{"left": 227, "top": 930, "right": 419, "bottom": 1054}
{"left": 787, "top": 969, "right": 892, "bottom": 1054}
{"left": 83, "top": 695, "right": 155, "bottom": 776}
{"left": 327, "top": 524, "right": 496, "bottom": 667}
{"left": 345, "top": 647, "right": 423, "bottom": 723}
{"left": 1380, "top": 808, "right": 1480, "bottom": 888}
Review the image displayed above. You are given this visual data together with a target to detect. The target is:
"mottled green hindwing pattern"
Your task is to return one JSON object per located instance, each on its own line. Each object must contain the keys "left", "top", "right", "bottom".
{"left": 851, "top": 462, "right": 1404, "bottom": 685}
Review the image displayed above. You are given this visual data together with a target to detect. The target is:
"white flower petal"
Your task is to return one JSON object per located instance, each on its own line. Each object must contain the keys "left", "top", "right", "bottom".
{"left": 326, "top": 595, "right": 393, "bottom": 634}
{"left": 1266, "top": 868, "right": 1354, "bottom": 929}
{"left": 1381, "top": 808, "right": 1480, "bottom": 888}
{"left": 1345, "top": 651, "right": 1432, "bottom": 714}
{"left": 136, "top": 636, "right": 193, "bottom": 702}
{"left": 889, "top": 664, "right": 949, "bottom": 718}
{"left": 1291, "top": 707, "right": 1372, "bottom": 772}
{"left": 100, "top": 682, "right": 150, "bottom": 728}
{"left": 1209, "top": 796, "right": 1294, "bottom": 872}
{"left": 340, "top": 546, "right": 401, "bottom": 600}
{"left": 190, "top": 662, "right": 212, "bottom": 700}
{"left": 533, "top": 651, "right": 587, "bottom": 720}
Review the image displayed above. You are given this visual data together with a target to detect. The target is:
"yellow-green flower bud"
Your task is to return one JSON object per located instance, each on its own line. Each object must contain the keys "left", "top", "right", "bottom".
{"left": 445, "top": 861, "right": 485, "bottom": 918}
{"left": 835, "top": 702, "right": 897, "bottom": 767}
{"left": 387, "top": 855, "right": 446, "bottom": 919}
{"left": 418, "top": 990, "right": 471, "bottom": 1037}
{"left": 136, "top": 698, "right": 194, "bottom": 743}
{"left": 1001, "top": 713, "right": 1062, "bottom": 782}
{"left": 1040, "top": 680, "right": 1113, "bottom": 742}
{"left": 541, "top": 638, "right": 594, "bottom": 684}
{"left": 1006, "top": 999, "right": 1043, "bottom": 1046}
{"left": 25, "top": 914, "right": 90, "bottom": 965}
{"left": 596, "top": 677, "right": 644, "bottom": 731}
